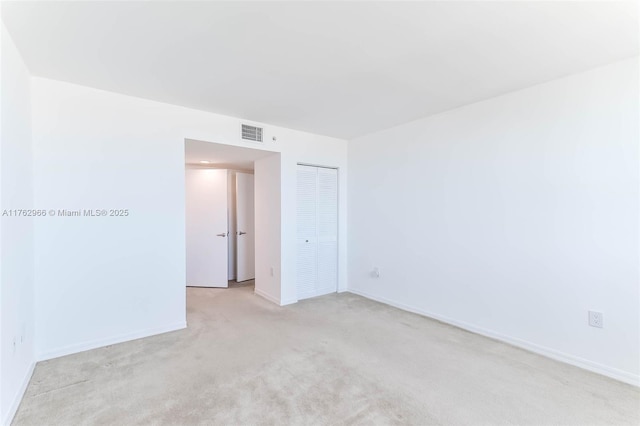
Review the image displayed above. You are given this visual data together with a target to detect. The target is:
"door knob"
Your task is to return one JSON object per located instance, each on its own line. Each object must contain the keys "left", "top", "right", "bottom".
{"left": 239, "top": 231, "right": 247, "bottom": 235}
{"left": 216, "top": 233, "right": 226, "bottom": 237}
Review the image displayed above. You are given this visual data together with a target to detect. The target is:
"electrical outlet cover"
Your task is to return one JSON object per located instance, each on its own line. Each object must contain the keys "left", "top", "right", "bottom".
{"left": 589, "top": 311, "right": 603, "bottom": 328}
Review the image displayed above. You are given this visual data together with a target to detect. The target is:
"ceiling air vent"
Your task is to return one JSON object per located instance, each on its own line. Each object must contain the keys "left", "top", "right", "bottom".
{"left": 241, "top": 124, "right": 263, "bottom": 143}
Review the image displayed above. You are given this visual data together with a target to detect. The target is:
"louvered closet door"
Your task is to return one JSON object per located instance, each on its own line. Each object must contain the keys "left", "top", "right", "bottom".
{"left": 316, "top": 167, "right": 338, "bottom": 296}
{"left": 297, "top": 165, "right": 318, "bottom": 299}
{"left": 296, "top": 165, "right": 338, "bottom": 300}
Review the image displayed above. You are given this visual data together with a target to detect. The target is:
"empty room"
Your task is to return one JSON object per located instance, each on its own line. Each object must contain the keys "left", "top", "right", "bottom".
{"left": 0, "top": 1, "right": 638, "bottom": 425}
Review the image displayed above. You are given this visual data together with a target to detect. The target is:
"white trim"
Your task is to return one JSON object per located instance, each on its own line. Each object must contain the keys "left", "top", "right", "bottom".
{"left": 2, "top": 361, "right": 36, "bottom": 426}
{"left": 254, "top": 288, "right": 280, "bottom": 305}
{"left": 296, "top": 162, "right": 339, "bottom": 170}
{"left": 254, "top": 289, "right": 297, "bottom": 306}
{"left": 347, "top": 288, "right": 640, "bottom": 387}
{"left": 37, "top": 322, "right": 187, "bottom": 361}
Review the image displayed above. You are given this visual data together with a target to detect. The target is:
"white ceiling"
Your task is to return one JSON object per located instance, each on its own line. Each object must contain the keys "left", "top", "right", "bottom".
{"left": 2, "top": 1, "right": 638, "bottom": 139}
{"left": 185, "top": 139, "right": 276, "bottom": 170}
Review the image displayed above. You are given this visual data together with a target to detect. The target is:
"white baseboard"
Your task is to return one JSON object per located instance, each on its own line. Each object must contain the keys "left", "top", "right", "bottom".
{"left": 254, "top": 288, "right": 280, "bottom": 305}
{"left": 347, "top": 288, "right": 639, "bottom": 387}
{"left": 254, "top": 288, "right": 297, "bottom": 306}
{"left": 37, "top": 321, "right": 187, "bottom": 362}
{"left": 2, "top": 360, "right": 36, "bottom": 426}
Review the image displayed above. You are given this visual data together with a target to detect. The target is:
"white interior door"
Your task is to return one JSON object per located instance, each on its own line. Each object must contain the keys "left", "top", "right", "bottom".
{"left": 236, "top": 172, "right": 255, "bottom": 282}
{"left": 296, "top": 165, "right": 338, "bottom": 300}
{"left": 186, "top": 168, "right": 229, "bottom": 288}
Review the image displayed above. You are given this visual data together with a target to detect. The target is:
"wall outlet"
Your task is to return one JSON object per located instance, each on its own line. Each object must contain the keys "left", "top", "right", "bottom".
{"left": 372, "top": 266, "right": 380, "bottom": 278}
{"left": 270, "top": 267, "right": 274, "bottom": 277}
{"left": 589, "top": 311, "right": 603, "bottom": 328}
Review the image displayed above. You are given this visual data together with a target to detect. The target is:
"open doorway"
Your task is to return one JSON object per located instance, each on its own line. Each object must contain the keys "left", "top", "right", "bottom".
{"left": 184, "top": 139, "right": 278, "bottom": 291}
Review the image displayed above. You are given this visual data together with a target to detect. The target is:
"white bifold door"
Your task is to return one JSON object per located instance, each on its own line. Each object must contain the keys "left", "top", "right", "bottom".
{"left": 185, "top": 168, "right": 229, "bottom": 288}
{"left": 235, "top": 172, "right": 255, "bottom": 282}
{"left": 296, "top": 165, "right": 338, "bottom": 300}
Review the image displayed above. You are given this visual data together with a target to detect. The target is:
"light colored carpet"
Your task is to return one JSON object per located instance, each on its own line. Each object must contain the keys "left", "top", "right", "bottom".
{"left": 13, "top": 284, "right": 640, "bottom": 425}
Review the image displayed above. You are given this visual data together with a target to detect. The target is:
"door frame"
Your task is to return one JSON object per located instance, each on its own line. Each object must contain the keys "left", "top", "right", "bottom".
{"left": 183, "top": 139, "right": 282, "bottom": 305}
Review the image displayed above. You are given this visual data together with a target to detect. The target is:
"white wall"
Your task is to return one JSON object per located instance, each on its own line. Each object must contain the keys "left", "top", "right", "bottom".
{"left": 348, "top": 57, "right": 639, "bottom": 385}
{"left": 0, "top": 21, "right": 35, "bottom": 425}
{"left": 31, "top": 78, "right": 348, "bottom": 359}
{"left": 254, "top": 154, "right": 282, "bottom": 303}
